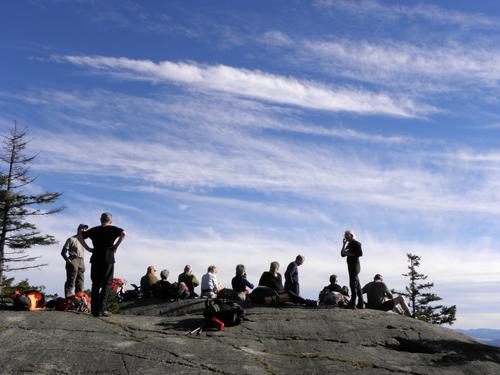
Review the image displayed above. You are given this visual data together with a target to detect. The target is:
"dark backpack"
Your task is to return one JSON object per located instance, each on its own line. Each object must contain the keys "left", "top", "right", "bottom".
{"left": 204, "top": 299, "right": 244, "bottom": 327}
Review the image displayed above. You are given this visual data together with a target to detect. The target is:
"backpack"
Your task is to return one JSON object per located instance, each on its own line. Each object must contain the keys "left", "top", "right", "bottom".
{"left": 248, "top": 286, "right": 278, "bottom": 304}
{"left": 70, "top": 292, "right": 91, "bottom": 313}
{"left": 204, "top": 299, "right": 244, "bottom": 328}
{"left": 14, "top": 290, "right": 45, "bottom": 311}
{"left": 319, "top": 289, "right": 339, "bottom": 306}
{"left": 217, "top": 288, "right": 238, "bottom": 301}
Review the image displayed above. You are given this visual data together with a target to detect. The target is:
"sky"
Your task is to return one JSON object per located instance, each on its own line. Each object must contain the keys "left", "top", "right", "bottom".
{"left": 1, "top": 0, "right": 500, "bottom": 329}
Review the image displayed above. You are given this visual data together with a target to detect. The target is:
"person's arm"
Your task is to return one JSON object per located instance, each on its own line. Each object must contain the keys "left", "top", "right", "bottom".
{"left": 362, "top": 283, "right": 368, "bottom": 294}
{"left": 341, "top": 238, "right": 348, "bottom": 257}
{"left": 292, "top": 265, "right": 299, "bottom": 284}
{"left": 244, "top": 277, "right": 254, "bottom": 289}
{"left": 77, "top": 231, "right": 93, "bottom": 253}
{"left": 192, "top": 275, "right": 199, "bottom": 288}
{"left": 112, "top": 230, "right": 126, "bottom": 252}
{"left": 384, "top": 284, "right": 393, "bottom": 299}
{"left": 61, "top": 239, "right": 70, "bottom": 262}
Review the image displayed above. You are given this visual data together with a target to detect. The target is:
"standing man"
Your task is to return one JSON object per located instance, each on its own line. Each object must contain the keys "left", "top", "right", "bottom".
{"left": 80, "top": 212, "right": 126, "bottom": 317}
{"left": 284, "top": 254, "right": 305, "bottom": 296}
{"left": 341, "top": 230, "right": 364, "bottom": 309}
{"left": 61, "top": 224, "right": 88, "bottom": 297}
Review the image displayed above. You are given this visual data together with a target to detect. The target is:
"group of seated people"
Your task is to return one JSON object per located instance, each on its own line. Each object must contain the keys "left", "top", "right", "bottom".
{"left": 138, "top": 258, "right": 412, "bottom": 316}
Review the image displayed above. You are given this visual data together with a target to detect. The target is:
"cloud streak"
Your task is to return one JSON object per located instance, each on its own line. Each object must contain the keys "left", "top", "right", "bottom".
{"left": 316, "top": 0, "right": 500, "bottom": 30}
{"left": 58, "top": 55, "right": 426, "bottom": 117}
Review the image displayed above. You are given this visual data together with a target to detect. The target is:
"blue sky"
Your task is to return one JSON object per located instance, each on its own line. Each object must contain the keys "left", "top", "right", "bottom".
{"left": 1, "top": 1, "right": 500, "bottom": 329}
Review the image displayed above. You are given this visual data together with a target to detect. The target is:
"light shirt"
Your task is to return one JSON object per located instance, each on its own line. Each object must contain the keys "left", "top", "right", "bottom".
{"left": 201, "top": 272, "right": 220, "bottom": 297}
{"left": 62, "top": 235, "right": 86, "bottom": 259}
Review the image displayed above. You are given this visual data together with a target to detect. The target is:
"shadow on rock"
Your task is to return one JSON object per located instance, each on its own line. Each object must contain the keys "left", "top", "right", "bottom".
{"left": 158, "top": 317, "right": 204, "bottom": 331}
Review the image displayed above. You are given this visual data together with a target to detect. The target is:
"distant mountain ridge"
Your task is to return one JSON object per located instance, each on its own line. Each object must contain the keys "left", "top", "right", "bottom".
{"left": 456, "top": 328, "right": 500, "bottom": 347}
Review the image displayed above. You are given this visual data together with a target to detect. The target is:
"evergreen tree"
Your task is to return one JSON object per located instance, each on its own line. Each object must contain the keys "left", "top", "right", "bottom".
{"left": 0, "top": 124, "right": 62, "bottom": 294}
{"left": 398, "top": 253, "right": 456, "bottom": 325}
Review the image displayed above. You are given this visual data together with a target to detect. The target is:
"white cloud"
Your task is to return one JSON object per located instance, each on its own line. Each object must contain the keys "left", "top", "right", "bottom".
{"left": 316, "top": 0, "right": 499, "bottom": 30}
{"left": 58, "top": 55, "right": 427, "bottom": 117}
{"left": 302, "top": 39, "right": 500, "bottom": 87}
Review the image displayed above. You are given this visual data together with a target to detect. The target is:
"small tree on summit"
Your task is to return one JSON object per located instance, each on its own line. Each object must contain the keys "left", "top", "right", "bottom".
{"left": 0, "top": 124, "right": 63, "bottom": 294}
{"left": 397, "top": 253, "right": 456, "bottom": 325}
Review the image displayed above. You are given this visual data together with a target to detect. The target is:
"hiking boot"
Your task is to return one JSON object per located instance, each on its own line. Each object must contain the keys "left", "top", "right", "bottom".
{"left": 100, "top": 311, "right": 112, "bottom": 317}
{"left": 346, "top": 302, "right": 356, "bottom": 310}
{"left": 356, "top": 303, "right": 364, "bottom": 309}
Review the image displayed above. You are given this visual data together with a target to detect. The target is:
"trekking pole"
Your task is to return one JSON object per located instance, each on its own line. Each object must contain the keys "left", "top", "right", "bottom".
{"left": 186, "top": 326, "right": 202, "bottom": 335}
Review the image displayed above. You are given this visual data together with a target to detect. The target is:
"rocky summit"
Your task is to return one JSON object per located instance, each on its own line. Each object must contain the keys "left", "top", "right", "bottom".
{"left": 1, "top": 305, "right": 499, "bottom": 374}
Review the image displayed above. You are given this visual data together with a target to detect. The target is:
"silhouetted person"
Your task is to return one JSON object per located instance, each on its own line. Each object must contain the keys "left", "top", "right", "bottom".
{"left": 61, "top": 224, "right": 88, "bottom": 297}
{"left": 341, "top": 230, "right": 363, "bottom": 309}
{"left": 284, "top": 254, "right": 305, "bottom": 296}
{"left": 80, "top": 212, "right": 126, "bottom": 317}
{"left": 362, "top": 274, "right": 411, "bottom": 316}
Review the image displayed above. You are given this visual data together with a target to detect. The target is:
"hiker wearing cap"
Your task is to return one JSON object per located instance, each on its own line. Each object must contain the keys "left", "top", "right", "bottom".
{"left": 362, "top": 274, "right": 412, "bottom": 316}
{"left": 284, "top": 254, "right": 305, "bottom": 296}
{"left": 61, "top": 224, "right": 89, "bottom": 298}
{"left": 341, "top": 229, "right": 364, "bottom": 309}
{"left": 79, "top": 212, "right": 126, "bottom": 317}
{"left": 178, "top": 265, "right": 199, "bottom": 298}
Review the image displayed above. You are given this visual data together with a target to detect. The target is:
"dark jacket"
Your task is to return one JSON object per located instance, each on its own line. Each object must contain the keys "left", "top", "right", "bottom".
{"left": 284, "top": 261, "right": 300, "bottom": 295}
{"left": 258, "top": 271, "right": 284, "bottom": 293}
{"left": 345, "top": 240, "right": 363, "bottom": 265}
{"left": 231, "top": 275, "right": 254, "bottom": 293}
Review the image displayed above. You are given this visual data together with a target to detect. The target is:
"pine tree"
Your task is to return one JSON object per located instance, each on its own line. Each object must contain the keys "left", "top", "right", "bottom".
{"left": 398, "top": 253, "right": 456, "bottom": 325}
{"left": 0, "top": 124, "right": 63, "bottom": 294}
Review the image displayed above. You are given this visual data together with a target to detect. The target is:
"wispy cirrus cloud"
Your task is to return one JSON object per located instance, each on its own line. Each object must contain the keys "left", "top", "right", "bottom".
{"left": 302, "top": 39, "right": 500, "bottom": 88}
{"left": 56, "top": 54, "right": 428, "bottom": 117}
{"left": 316, "top": 0, "right": 500, "bottom": 30}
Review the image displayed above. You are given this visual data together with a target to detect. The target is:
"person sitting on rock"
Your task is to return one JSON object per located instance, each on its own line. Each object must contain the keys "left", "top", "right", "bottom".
{"left": 178, "top": 265, "right": 199, "bottom": 298}
{"left": 201, "top": 265, "right": 222, "bottom": 298}
{"left": 154, "top": 269, "right": 173, "bottom": 299}
{"left": 259, "top": 261, "right": 316, "bottom": 306}
{"left": 154, "top": 269, "right": 189, "bottom": 300}
{"left": 284, "top": 254, "right": 305, "bottom": 296}
{"left": 362, "top": 274, "right": 411, "bottom": 316}
{"left": 319, "top": 274, "right": 350, "bottom": 306}
{"left": 231, "top": 264, "right": 254, "bottom": 301}
{"left": 140, "top": 265, "right": 158, "bottom": 298}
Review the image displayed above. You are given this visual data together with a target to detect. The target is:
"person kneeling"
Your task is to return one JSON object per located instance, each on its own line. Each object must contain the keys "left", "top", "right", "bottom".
{"left": 362, "top": 274, "right": 411, "bottom": 316}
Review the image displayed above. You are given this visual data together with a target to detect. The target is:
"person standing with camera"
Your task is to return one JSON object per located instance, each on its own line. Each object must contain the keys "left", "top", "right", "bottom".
{"left": 341, "top": 230, "right": 364, "bottom": 309}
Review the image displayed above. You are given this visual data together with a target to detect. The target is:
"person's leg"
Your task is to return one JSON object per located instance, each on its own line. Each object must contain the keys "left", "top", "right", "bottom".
{"left": 347, "top": 263, "right": 357, "bottom": 307}
{"left": 355, "top": 273, "right": 363, "bottom": 308}
{"left": 99, "top": 263, "right": 114, "bottom": 314}
{"left": 394, "top": 296, "right": 412, "bottom": 317}
{"left": 287, "top": 290, "right": 306, "bottom": 304}
{"left": 90, "top": 263, "right": 102, "bottom": 316}
{"left": 64, "top": 259, "right": 78, "bottom": 298}
{"left": 74, "top": 258, "right": 85, "bottom": 295}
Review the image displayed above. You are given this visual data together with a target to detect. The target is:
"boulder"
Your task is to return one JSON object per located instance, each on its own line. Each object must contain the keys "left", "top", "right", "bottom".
{"left": 0, "top": 307, "right": 499, "bottom": 374}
